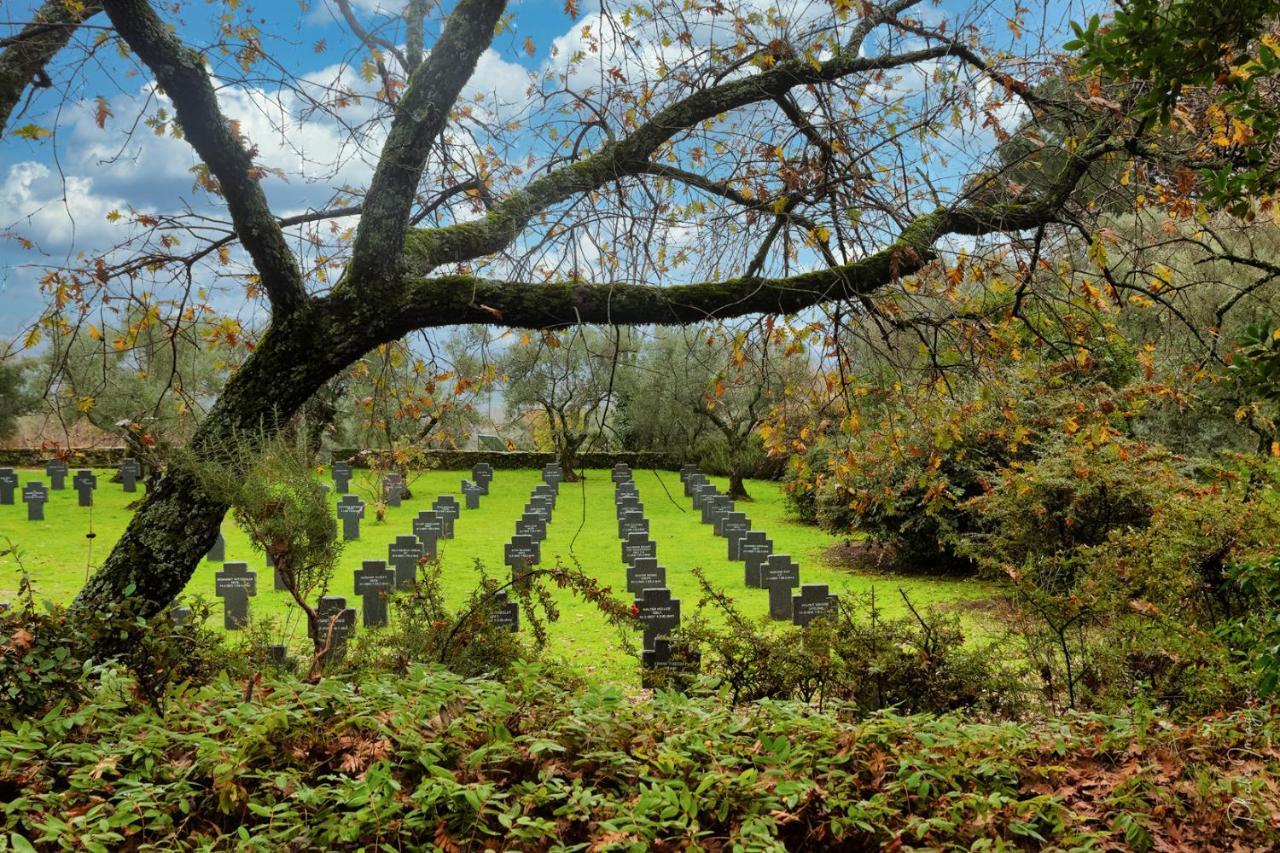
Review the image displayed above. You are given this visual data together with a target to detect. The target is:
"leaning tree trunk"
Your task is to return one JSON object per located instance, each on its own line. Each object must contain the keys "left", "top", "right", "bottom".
{"left": 726, "top": 435, "right": 751, "bottom": 501}
{"left": 558, "top": 434, "right": 586, "bottom": 482}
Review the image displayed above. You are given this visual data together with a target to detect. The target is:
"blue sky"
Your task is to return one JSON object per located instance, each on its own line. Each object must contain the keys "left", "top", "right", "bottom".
{"left": 0, "top": 0, "right": 1104, "bottom": 342}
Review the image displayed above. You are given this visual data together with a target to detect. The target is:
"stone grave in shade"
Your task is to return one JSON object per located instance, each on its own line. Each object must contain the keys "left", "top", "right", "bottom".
{"left": 462, "top": 480, "right": 482, "bottom": 509}
{"left": 331, "top": 461, "right": 352, "bottom": 493}
{"left": 634, "top": 586, "right": 680, "bottom": 649}
{"left": 533, "top": 482, "right": 557, "bottom": 507}
{"left": 505, "top": 534, "right": 539, "bottom": 588}
{"left": 611, "top": 463, "right": 632, "bottom": 483}
{"left": 792, "top": 584, "right": 837, "bottom": 627}
{"left": 739, "top": 531, "right": 773, "bottom": 588}
{"left": 641, "top": 637, "right": 701, "bottom": 689}
{"left": 761, "top": 554, "right": 800, "bottom": 620}
{"left": 626, "top": 556, "right": 666, "bottom": 595}
{"left": 45, "top": 460, "right": 68, "bottom": 490}
{"left": 0, "top": 468, "right": 16, "bottom": 504}
{"left": 215, "top": 562, "right": 257, "bottom": 629}
{"left": 690, "top": 483, "right": 715, "bottom": 510}
{"left": 309, "top": 596, "right": 357, "bottom": 662}
{"left": 515, "top": 513, "right": 547, "bottom": 542}
{"left": 432, "top": 495, "right": 460, "bottom": 535}
{"left": 703, "top": 495, "right": 733, "bottom": 527}
{"left": 621, "top": 532, "right": 657, "bottom": 566}
{"left": 72, "top": 470, "right": 97, "bottom": 507}
{"left": 413, "top": 510, "right": 444, "bottom": 551}
{"left": 679, "top": 464, "right": 699, "bottom": 483}
{"left": 354, "top": 560, "right": 397, "bottom": 627}
{"left": 722, "top": 513, "right": 752, "bottom": 559}
{"left": 22, "top": 482, "right": 47, "bottom": 521}
{"left": 388, "top": 535, "right": 423, "bottom": 589}
{"left": 336, "top": 494, "right": 365, "bottom": 540}
{"left": 619, "top": 514, "right": 649, "bottom": 540}
{"left": 542, "top": 463, "right": 562, "bottom": 488}
{"left": 383, "top": 474, "right": 403, "bottom": 508}
{"left": 490, "top": 590, "right": 519, "bottom": 632}
{"left": 119, "top": 457, "right": 141, "bottom": 492}
{"left": 617, "top": 507, "right": 645, "bottom": 537}
{"left": 206, "top": 531, "right": 226, "bottom": 562}
{"left": 472, "top": 463, "right": 493, "bottom": 495}
{"left": 684, "top": 473, "right": 706, "bottom": 497}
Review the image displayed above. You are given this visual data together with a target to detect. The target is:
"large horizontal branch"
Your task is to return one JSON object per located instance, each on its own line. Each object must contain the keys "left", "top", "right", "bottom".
{"left": 104, "top": 0, "right": 308, "bottom": 316}
{"left": 0, "top": 1, "right": 103, "bottom": 135}
{"left": 404, "top": 41, "right": 977, "bottom": 271}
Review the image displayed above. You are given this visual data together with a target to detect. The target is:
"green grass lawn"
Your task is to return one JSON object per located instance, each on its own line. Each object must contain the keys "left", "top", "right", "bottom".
{"left": 0, "top": 467, "right": 999, "bottom": 685}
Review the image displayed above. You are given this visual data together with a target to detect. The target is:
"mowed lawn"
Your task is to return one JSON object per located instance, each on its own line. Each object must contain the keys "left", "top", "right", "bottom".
{"left": 0, "top": 467, "right": 997, "bottom": 685}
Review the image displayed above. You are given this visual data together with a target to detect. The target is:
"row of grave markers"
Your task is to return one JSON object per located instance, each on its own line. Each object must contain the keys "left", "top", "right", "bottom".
{"left": 679, "top": 465, "right": 837, "bottom": 626}
{"left": 503, "top": 462, "right": 560, "bottom": 595}
{"left": 0, "top": 458, "right": 143, "bottom": 519}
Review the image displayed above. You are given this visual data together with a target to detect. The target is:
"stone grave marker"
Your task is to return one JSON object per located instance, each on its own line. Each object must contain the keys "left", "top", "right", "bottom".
{"left": 690, "top": 483, "right": 715, "bottom": 509}
{"left": 22, "top": 482, "right": 47, "bottom": 521}
{"left": 119, "top": 457, "right": 141, "bottom": 492}
{"left": 524, "top": 497, "right": 552, "bottom": 522}
{"left": 620, "top": 514, "right": 649, "bottom": 540}
{"left": 490, "top": 590, "right": 519, "bottom": 632}
{"left": 703, "top": 494, "right": 733, "bottom": 526}
{"left": 267, "top": 644, "right": 291, "bottom": 670}
{"left": 792, "top": 584, "right": 837, "bottom": 627}
{"left": 413, "top": 510, "right": 444, "bottom": 547}
{"left": 388, "top": 535, "right": 423, "bottom": 589}
{"left": 72, "top": 470, "right": 97, "bottom": 507}
{"left": 206, "top": 531, "right": 225, "bottom": 562}
{"left": 45, "top": 460, "right": 68, "bottom": 490}
{"left": 383, "top": 474, "right": 403, "bottom": 508}
{"left": 354, "top": 560, "right": 397, "bottom": 627}
{"left": 215, "top": 562, "right": 257, "bottom": 629}
{"left": 626, "top": 556, "right": 666, "bottom": 594}
{"left": 615, "top": 498, "right": 642, "bottom": 520}
{"left": 462, "top": 480, "right": 482, "bottom": 509}
{"left": 761, "top": 554, "right": 800, "bottom": 620}
{"left": 684, "top": 473, "right": 706, "bottom": 497}
{"left": 515, "top": 513, "right": 547, "bottom": 542}
{"left": 542, "top": 463, "right": 562, "bottom": 488}
{"left": 679, "top": 464, "right": 698, "bottom": 483}
{"left": 641, "top": 637, "right": 701, "bottom": 690}
{"left": 336, "top": 494, "right": 365, "bottom": 540}
{"left": 331, "top": 461, "right": 352, "bottom": 493}
{"left": 309, "top": 596, "right": 357, "bottom": 662}
{"left": 505, "top": 534, "right": 539, "bottom": 587}
{"left": 634, "top": 586, "right": 680, "bottom": 649}
{"left": 169, "top": 604, "right": 191, "bottom": 626}
{"left": 611, "top": 463, "right": 632, "bottom": 483}
{"left": 622, "top": 532, "right": 657, "bottom": 566}
{"left": 723, "top": 513, "right": 752, "bottom": 559}
{"left": 472, "top": 463, "right": 493, "bottom": 495}
{"left": 0, "top": 468, "right": 16, "bottom": 505}
{"left": 533, "top": 483, "right": 557, "bottom": 507}
{"left": 433, "top": 494, "right": 461, "bottom": 522}
{"left": 617, "top": 507, "right": 645, "bottom": 537}
{"left": 430, "top": 501, "right": 455, "bottom": 539}
{"left": 739, "top": 531, "right": 773, "bottom": 588}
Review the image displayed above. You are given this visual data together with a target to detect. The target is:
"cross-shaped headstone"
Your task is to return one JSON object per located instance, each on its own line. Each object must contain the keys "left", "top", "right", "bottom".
{"left": 515, "top": 513, "right": 547, "bottom": 542}
{"left": 641, "top": 637, "right": 701, "bottom": 690}
{"left": 472, "top": 463, "right": 493, "bottom": 495}
{"left": 413, "top": 510, "right": 444, "bottom": 549}
{"left": 433, "top": 494, "right": 461, "bottom": 521}
{"left": 621, "top": 532, "right": 657, "bottom": 566}
{"left": 616, "top": 498, "right": 642, "bottom": 520}
{"left": 792, "top": 584, "right": 836, "bottom": 627}
{"left": 761, "top": 554, "right": 801, "bottom": 620}
{"left": 504, "top": 534, "right": 539, "bottom": 588}
{"left": 462, "top": 479, "right": 482, "bottom": 509}
{"left": 388, "top": 535, "right": 424, "bottom": 589}
{"left": 382, "top": 474, "right": 404, "bottom": 508}
{"left": 542, "top": 463, "right": 562, "bottom": 488}
{"left": 331, "top": 461, "right": 352, "bottom": 493}
{"left": 215, "top": 562, "right": 257, "bottom": 629}
{"left": 336, "top": 494, "right": 365, "bottom": 540}
{"left": 690, "top": 483, "right": 716, "bottom": 509}
{"left": 533, "top": 483, "right": 557, "bottom": 507}
{"left": 72, "top": 470, "right": 97, "bottom": 507}
{"left": 617, "top": 507, "right": 644, "bottom": 537}
{"left": 44, "top": 460, "right": 68, "bottom": 490}
{"left": 524, "top": 497, "right": 551, "bottom": 522}
{"left": 354, "top": 560, "right": 397, "bottom": 627}
{"left": 626, "top": 556, "right": 667, "bottom": 595}
{"left": 722, "top": 513, "right": 752, "bottom": 559}
{"left": 615, "top": 481, "right": 638, "bottom": 498}
{"left": 0, "top": 468, "right": 16, "bottom": 505}
{"left": 490, "top": 589, "right": 519, "bottom": 632}
{"left": 684, "top": 473, "right": 706, "bottom": 497}
{"left": 309, "top": 596, "right": 357, "bottom": 663}
{"left": 679, "top": 464, "right": 698, "bottom": 483}
{"left": 119, "top": 457, "right": 141, "bottom": 492}
{"left": 22, "top": 482, "right": 47, "bottom": 521}
{"left": 611, "top": 464, "right": 632, "bottom": 484}
{"left": 634, "top": 586, "right": 680, "bottom": 649}
{"left": 703, "top": 494, "right": 732, "bottom": 526}
{"left": 206, "top": 530, "right": 225, "bottom": 562}
{"left": 619, "top": 514, "right": 649, "bottom": 540}
{"left": 267, "top": 644, "right": 291, "bottom": 670}
{"left": 739, "top": 531, "right": 773, "bottom": 588}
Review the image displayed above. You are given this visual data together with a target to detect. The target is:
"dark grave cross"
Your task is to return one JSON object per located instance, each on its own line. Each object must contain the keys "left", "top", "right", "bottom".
{"left": 215, "top": 562, "right": 257, "bottom": 630}
{"left": 462, "top": 480, "right": 482, "bottom": 509}
{"left": 690, "top": 483, "right": 716, "bottom": 510}
{"left": 524, "top": 497, "right": 552, "bottom": 522}
{"left": 490, "top": 589, "right": 519, "bottom": 632}
{"left": 542, "top": 464, "right": 562, "bottom": 488}
{"left": 267, "top": 644, "right": 291, "bottom": 669}
{"left": 72, "top": 470, "right": 97, "bottom": 507}
{"left": 336, "top": 495, "right": 365, "bottom": 540}
{"left": 433, "top": 494, "right": 461, "bottom": 521}
{"left": 309, "top": 596, "right": 357, "bottom": 663}
{"left": 383, "top": 474, "right": 403, "bottom": 508}
{"left": 634, "top": 586, "right": 680, "bottom": 649}
{"left": 505, "top": 534, "right": 539, "bottom": 588}
{"left": 615, "top": 498, "right": 642, "bottom": 520}
{"left": 533, "top": 483, "right": 557, "bottom": 507}
{"left": 617, "top": 507, "right": 645, "bottom": 537}
{"left": 739, "top": 531, "right": 773, "bottom": 588}
{"left": 515, "top": 513, "right": 547, "bottom": 542}
{"left": 354, "top": 560, "right": 397, "bottom": 628}
{"left": 679, "top": 464, "right": 698, "bottom": 483}
{"left": 45, "top": 460, "right": 68, "bottom": 490}
{"left": 622, "top": 532, "right": 657, "bottom": 566}
{"left": 206, "top": 530, "right": 226, "bottom": 562}
{"left": 0, "top": 468, "right": 16, "bottom": 505}
{"left": 430, "top": 500, "right": 456, "bottom": 539}
{"left": 611, "top": 464, "right": 632, "bottom": 484}
{"left": 723, "top": 513, "right": 752, "bottom": 560}
{"left": 331, "top": 461, "right": 352, "bottom": 493}
{"left": 641, "top": 637, "right": 702, "bottom": 690}
{"left": 472, "top": 463, "right": 493, "bottom": 495}
{"left": 620, "top": 514, "right": 649, "bottom": 540}
{"left": 413, "top": 510, "right": 444, "bottom": 553}
{"left": 792, "top": 584, "right": 837, "bottom": 627}
{"left": 22, "top": 482, "right": 47, "bottom": 521}
{"left": 119, "top": 457, "right": 140, "bottom": 492}
{"left": 702, "top": 494, "right": 732, "bottom": 526}
{"left": 626, "top": 556, "right": 667, "bottom": 595}
{"left": 761, "top": 554, "right": 801, "bottom": 620}
{"left": 684, "top": 473, "right": 706, "bottom": 497}
{"left": 388, "top": 535, "right": 424, "bottom": 589}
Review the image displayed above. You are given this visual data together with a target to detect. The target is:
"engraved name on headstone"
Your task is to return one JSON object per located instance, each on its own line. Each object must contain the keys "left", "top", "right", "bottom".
{"left": 634, "top": 586, "right": 680, "bottom": 649}
{"left": 792, "top": 584, "right": 837, "bottom": 627}
{"left": 331, "top": 461, "right": 352, "bottom": 493}
{"left": 388, "top": 535, "right": 424, "bottom": 589}
{"left": 336, "top": 494, "right": 365, "bottom": 540}
{"left": 215, "top": 562, "right": 257, "bottom": 629}
{"left": 354, "top": 560, "right": 397, "bottom": 627}
{"left": 0, "top": 468, "right": 16, "bottom": 505}
{"left": 45, "top": 460, "right": 68, "bottom": 490}
{"left": 761, "top": 554, "right": 800, "bottom": 620}
{"left": 22, "top": 482, "right": 47, "bottom": 521}
{"left": 626, "top": 556, "right": 667, "bottom": 594}
{"left": 72, "top": 470, "right": 97, "bottom": 507}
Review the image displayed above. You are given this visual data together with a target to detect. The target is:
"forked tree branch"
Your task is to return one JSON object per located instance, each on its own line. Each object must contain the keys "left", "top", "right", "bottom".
{"left": 0, "top": 1, "right": 104, "bottom": 135}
